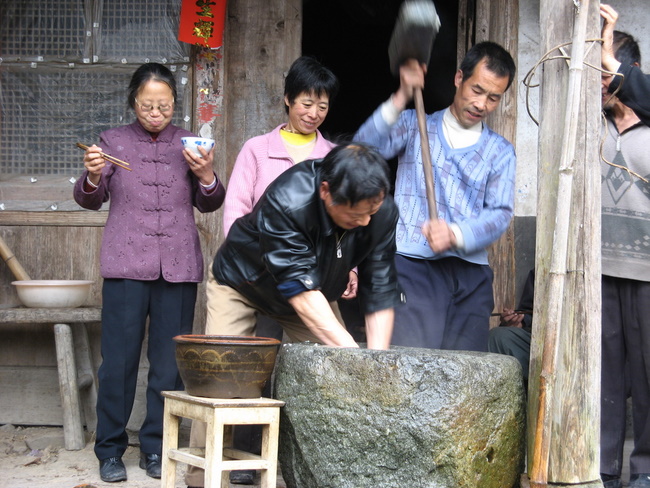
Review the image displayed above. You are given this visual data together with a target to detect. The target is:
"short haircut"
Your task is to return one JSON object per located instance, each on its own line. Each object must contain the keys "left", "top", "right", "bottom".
{"left": 284, "top": 56, "right": 340, "bottom": 114}
{"left": 127, "top": 63, "right": 178, "bottom": 109}
{"left": 320, "top": 143, "right": 390, "bottom": 206}
{"left": 459, "top": 41, "right": 517, "bottom": 90}
{"left": 613, "top": 30, "right": 641, "bottom": 68}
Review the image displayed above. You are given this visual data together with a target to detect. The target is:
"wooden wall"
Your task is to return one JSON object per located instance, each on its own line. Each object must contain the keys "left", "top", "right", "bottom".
{"left": 0, "top": 172, "right": 104, "bottom": 425}
{"left": 0, "top": 0, "right": 302, "bottom": 428}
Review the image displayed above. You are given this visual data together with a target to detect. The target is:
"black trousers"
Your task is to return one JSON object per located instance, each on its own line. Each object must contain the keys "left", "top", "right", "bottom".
{"left": 94, "top": 277, "right": 196, "bottom": 460}
{"left": 391, "top": 255, "right": 494, "bottom": 352}
{"left": 601, "top": 275, "right": 650, "bottom": 476}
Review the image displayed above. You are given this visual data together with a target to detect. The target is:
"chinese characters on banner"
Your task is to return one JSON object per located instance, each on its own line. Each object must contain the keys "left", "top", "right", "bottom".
{"left": 178, "top": 0, "right": 227, "bottom": 48}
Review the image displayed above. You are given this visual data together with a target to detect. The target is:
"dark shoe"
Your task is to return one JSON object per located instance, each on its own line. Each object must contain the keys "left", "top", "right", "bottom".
{"left": 99, "top": 457, "right": 127, "bottom": 482}
{"left": 630, "top": 473, "right": 650, "bottom": 488}
{"left": 139, "top": 452, "right": 162, "bottom": 479}
{"left": 230, "top": 469, "right": 256, "bottom": 485}
{"left": 600, "top": 474, "right": 622, "bottom": 488}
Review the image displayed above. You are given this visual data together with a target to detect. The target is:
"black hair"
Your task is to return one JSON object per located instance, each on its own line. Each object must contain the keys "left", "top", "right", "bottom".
{"left": 459, "top": 41, "right": 517, "bottom": 90}
{"left": 284, "top": 56, "right": 340, "bottom": 114}
{"left": 319, "top": 143, "right": 390, "bottom": 206}
{"left": 613, "top": 30, "right": 641, "bottom": 68}
{"left": 127, "top": 63, "right": 178, "bottom": 109}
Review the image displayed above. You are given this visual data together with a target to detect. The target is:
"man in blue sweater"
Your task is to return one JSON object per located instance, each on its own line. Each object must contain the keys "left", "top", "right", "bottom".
{"left": 354, "top": 41, "right": 516, "bottom": 352}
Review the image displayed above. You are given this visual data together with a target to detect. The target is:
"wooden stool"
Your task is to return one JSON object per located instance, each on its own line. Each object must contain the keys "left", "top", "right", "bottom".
{"left": 161, "top": 390, "right": 285, "bottom": 488}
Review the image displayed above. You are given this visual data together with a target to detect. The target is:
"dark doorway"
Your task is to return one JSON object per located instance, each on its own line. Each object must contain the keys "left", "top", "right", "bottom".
{"left": 302, "top": 0, "right": 459, "bottom": 142}
{"left": 302, "top": 0, "right": 459, "bottom": 342}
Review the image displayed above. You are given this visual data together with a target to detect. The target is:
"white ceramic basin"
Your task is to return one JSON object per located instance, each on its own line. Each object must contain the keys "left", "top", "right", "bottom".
{"left": 12, "top": 280, "right": 94, "bottom": 308}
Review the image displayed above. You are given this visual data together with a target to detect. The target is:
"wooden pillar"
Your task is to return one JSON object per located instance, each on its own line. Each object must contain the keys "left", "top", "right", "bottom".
{"left": 527, "top": 0, "right": 602, "bottom": 485}
{"left": 191, "top": 0, "right": 302, "bottom": 332}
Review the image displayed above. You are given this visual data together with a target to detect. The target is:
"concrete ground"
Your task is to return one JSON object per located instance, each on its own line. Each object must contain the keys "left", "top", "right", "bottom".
{"left": 0, "top": 423, "right": 287, "bottom": 488}
{"left": 0, "top": 423, "right": 634, "bottom": 488}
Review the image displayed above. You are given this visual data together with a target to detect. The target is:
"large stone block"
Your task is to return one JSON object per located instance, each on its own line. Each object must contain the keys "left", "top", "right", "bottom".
{"left": 274, "top": 343, "right": 525, "bottom": 488}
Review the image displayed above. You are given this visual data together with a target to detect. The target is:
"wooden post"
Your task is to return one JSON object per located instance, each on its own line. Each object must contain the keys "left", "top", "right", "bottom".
{"left": 470, "top": 0, "right": 519, "bottom": 323}
{"left": 53, "top": 323, "right": 86, "bottom": 450}
{"left": 527, "top": 0, "right": 602, "bottom": 485}
{"left": 72, "top": 322, "right": 98, "bottom": 432}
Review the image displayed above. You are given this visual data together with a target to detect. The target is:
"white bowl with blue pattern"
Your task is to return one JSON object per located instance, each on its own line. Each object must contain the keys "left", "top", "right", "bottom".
{"left": 181, "top": 137, "right": 215, "bottom": 156}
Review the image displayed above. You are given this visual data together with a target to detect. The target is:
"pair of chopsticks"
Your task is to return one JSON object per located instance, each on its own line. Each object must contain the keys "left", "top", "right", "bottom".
{"left": 490, "top": 309, "right": 533, "bottom": 317}
{"left": 76, "top": 142, "right": 132, "bottom": 171}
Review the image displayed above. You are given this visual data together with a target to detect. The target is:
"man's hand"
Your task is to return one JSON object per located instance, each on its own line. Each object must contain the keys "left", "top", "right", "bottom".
{"left": 500, "top": 308, "right": 525, "bottom": 328}
{"left": 600, "top": 4, "right": 621, "bottom": 75}
{"left": 288, "top": 290, "right": 359, "bottom": 347}
{"left": 422, "top": 219, "right": 456, "bottom": 253}
{"left": 365, "top": 308, "right": 395, "bottom": 350}
{"left": 341, "top": 270, "right": 358, "bottom": 300}
{"left": 392, "top": 59, "right": 427, "bottom": 111}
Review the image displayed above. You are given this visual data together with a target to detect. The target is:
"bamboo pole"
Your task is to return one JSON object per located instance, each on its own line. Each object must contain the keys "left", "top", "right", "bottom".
{"left": 0, "top": 234, "right": 31, "bottom": 281}
{"left": 529, "top": 1, "right": 590, "bottom": 485}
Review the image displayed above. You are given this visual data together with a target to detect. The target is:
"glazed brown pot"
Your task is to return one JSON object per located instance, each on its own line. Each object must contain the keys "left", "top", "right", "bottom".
{"left": 174, "top": 334, "right": 282, "bottom": 399}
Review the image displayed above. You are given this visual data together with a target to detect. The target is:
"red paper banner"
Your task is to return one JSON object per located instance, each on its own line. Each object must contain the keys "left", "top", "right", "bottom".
{"left": 178, "top": 0, "right": 227, "bottom": 49}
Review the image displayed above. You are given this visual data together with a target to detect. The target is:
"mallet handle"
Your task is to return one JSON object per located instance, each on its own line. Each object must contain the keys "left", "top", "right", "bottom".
{"left": 414, "top": 88, "right": 437, "bottom": 219}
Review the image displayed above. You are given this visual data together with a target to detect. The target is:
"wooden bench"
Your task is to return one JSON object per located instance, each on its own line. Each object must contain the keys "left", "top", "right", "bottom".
{"left": 161, "top": 391, "right": 285, "bottom": 488}
{"left": 0, "top": 307, "right": 100, "bottom": 450}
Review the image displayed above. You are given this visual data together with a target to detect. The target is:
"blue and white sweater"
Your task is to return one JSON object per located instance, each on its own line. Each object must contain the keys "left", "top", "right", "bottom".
{"left": 354, "top": 106, "right": 516, "bottom": 265}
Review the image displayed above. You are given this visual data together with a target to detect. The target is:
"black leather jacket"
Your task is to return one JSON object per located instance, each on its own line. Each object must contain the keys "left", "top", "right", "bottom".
{"left": 213, "top": 159, "right": 404, "bottom": 317}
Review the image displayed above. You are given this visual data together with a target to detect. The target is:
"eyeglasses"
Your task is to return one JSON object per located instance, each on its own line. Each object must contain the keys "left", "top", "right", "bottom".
{"left": 135, "top": 99, "right": 174, "bottom": 113}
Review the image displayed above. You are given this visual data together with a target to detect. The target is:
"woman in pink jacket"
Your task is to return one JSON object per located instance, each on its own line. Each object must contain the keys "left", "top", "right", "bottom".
{"left": 189, "top": 56, "right": 342, "bottom": 488}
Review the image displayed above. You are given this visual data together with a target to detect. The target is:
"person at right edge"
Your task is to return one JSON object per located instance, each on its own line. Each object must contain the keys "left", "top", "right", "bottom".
{"left": 354, "top": 42, "right": 517, "bottom": 352}
{"left": 601, "top": 4, "right": 650, "bottom": 126}
{"left": 599, "top": 5, "right": 650, "bottom": 488}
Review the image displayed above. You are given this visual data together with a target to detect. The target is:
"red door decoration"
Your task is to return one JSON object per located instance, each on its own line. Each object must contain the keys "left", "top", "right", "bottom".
{"left": 178, "top": 0, "right": 227, "bottom": 49}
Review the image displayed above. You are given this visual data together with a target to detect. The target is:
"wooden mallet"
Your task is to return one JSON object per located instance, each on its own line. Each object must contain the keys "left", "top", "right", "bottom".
{"left": 388, "top": 0, "right": 441, "bottom": 219}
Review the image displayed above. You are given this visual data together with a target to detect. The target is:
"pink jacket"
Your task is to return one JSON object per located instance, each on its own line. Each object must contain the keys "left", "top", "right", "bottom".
{"left": 223, "top": 124, "right": 335, "bottom": 235}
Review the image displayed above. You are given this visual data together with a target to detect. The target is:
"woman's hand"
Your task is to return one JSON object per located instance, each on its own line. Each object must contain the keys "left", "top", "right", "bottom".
{"left": 183, "top": 146, "right": 216, "bottom": 187}
{"left": 83, "top": 145, "right": 105, "bottom": 187}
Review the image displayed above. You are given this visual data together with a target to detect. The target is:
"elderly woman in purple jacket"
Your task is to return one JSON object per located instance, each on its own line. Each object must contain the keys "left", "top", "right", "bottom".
{"left": 73, "top": 63, "right": 225, "bottom": 484}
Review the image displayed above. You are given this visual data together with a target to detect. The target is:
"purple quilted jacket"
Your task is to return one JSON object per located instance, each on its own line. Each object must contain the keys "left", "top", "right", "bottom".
{"left": 73, "top": 121, "right": 225, "bottom": 283}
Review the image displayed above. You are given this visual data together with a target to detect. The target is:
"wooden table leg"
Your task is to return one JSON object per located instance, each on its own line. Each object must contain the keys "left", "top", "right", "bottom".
{"left": 72, "top": 322, "right": 98, "bottom": 432}
{"left": 161, "top": 402, "right": 179, "bottom": 488}
{"left": 53, "top": 323, "right": 85, "bottom": 450}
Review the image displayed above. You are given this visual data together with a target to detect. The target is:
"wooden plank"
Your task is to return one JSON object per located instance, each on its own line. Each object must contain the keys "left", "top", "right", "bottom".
{"left": 0, "top": 211, "right": 107, "bottom": 227}
{"left": 0, "top": 307, "right": 101, "bottom": 324}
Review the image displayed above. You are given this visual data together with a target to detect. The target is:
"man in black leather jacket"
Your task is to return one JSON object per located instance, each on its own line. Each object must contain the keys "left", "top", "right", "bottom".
{"left": 212, "top": 143, "right": 404, "bottom": 350}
